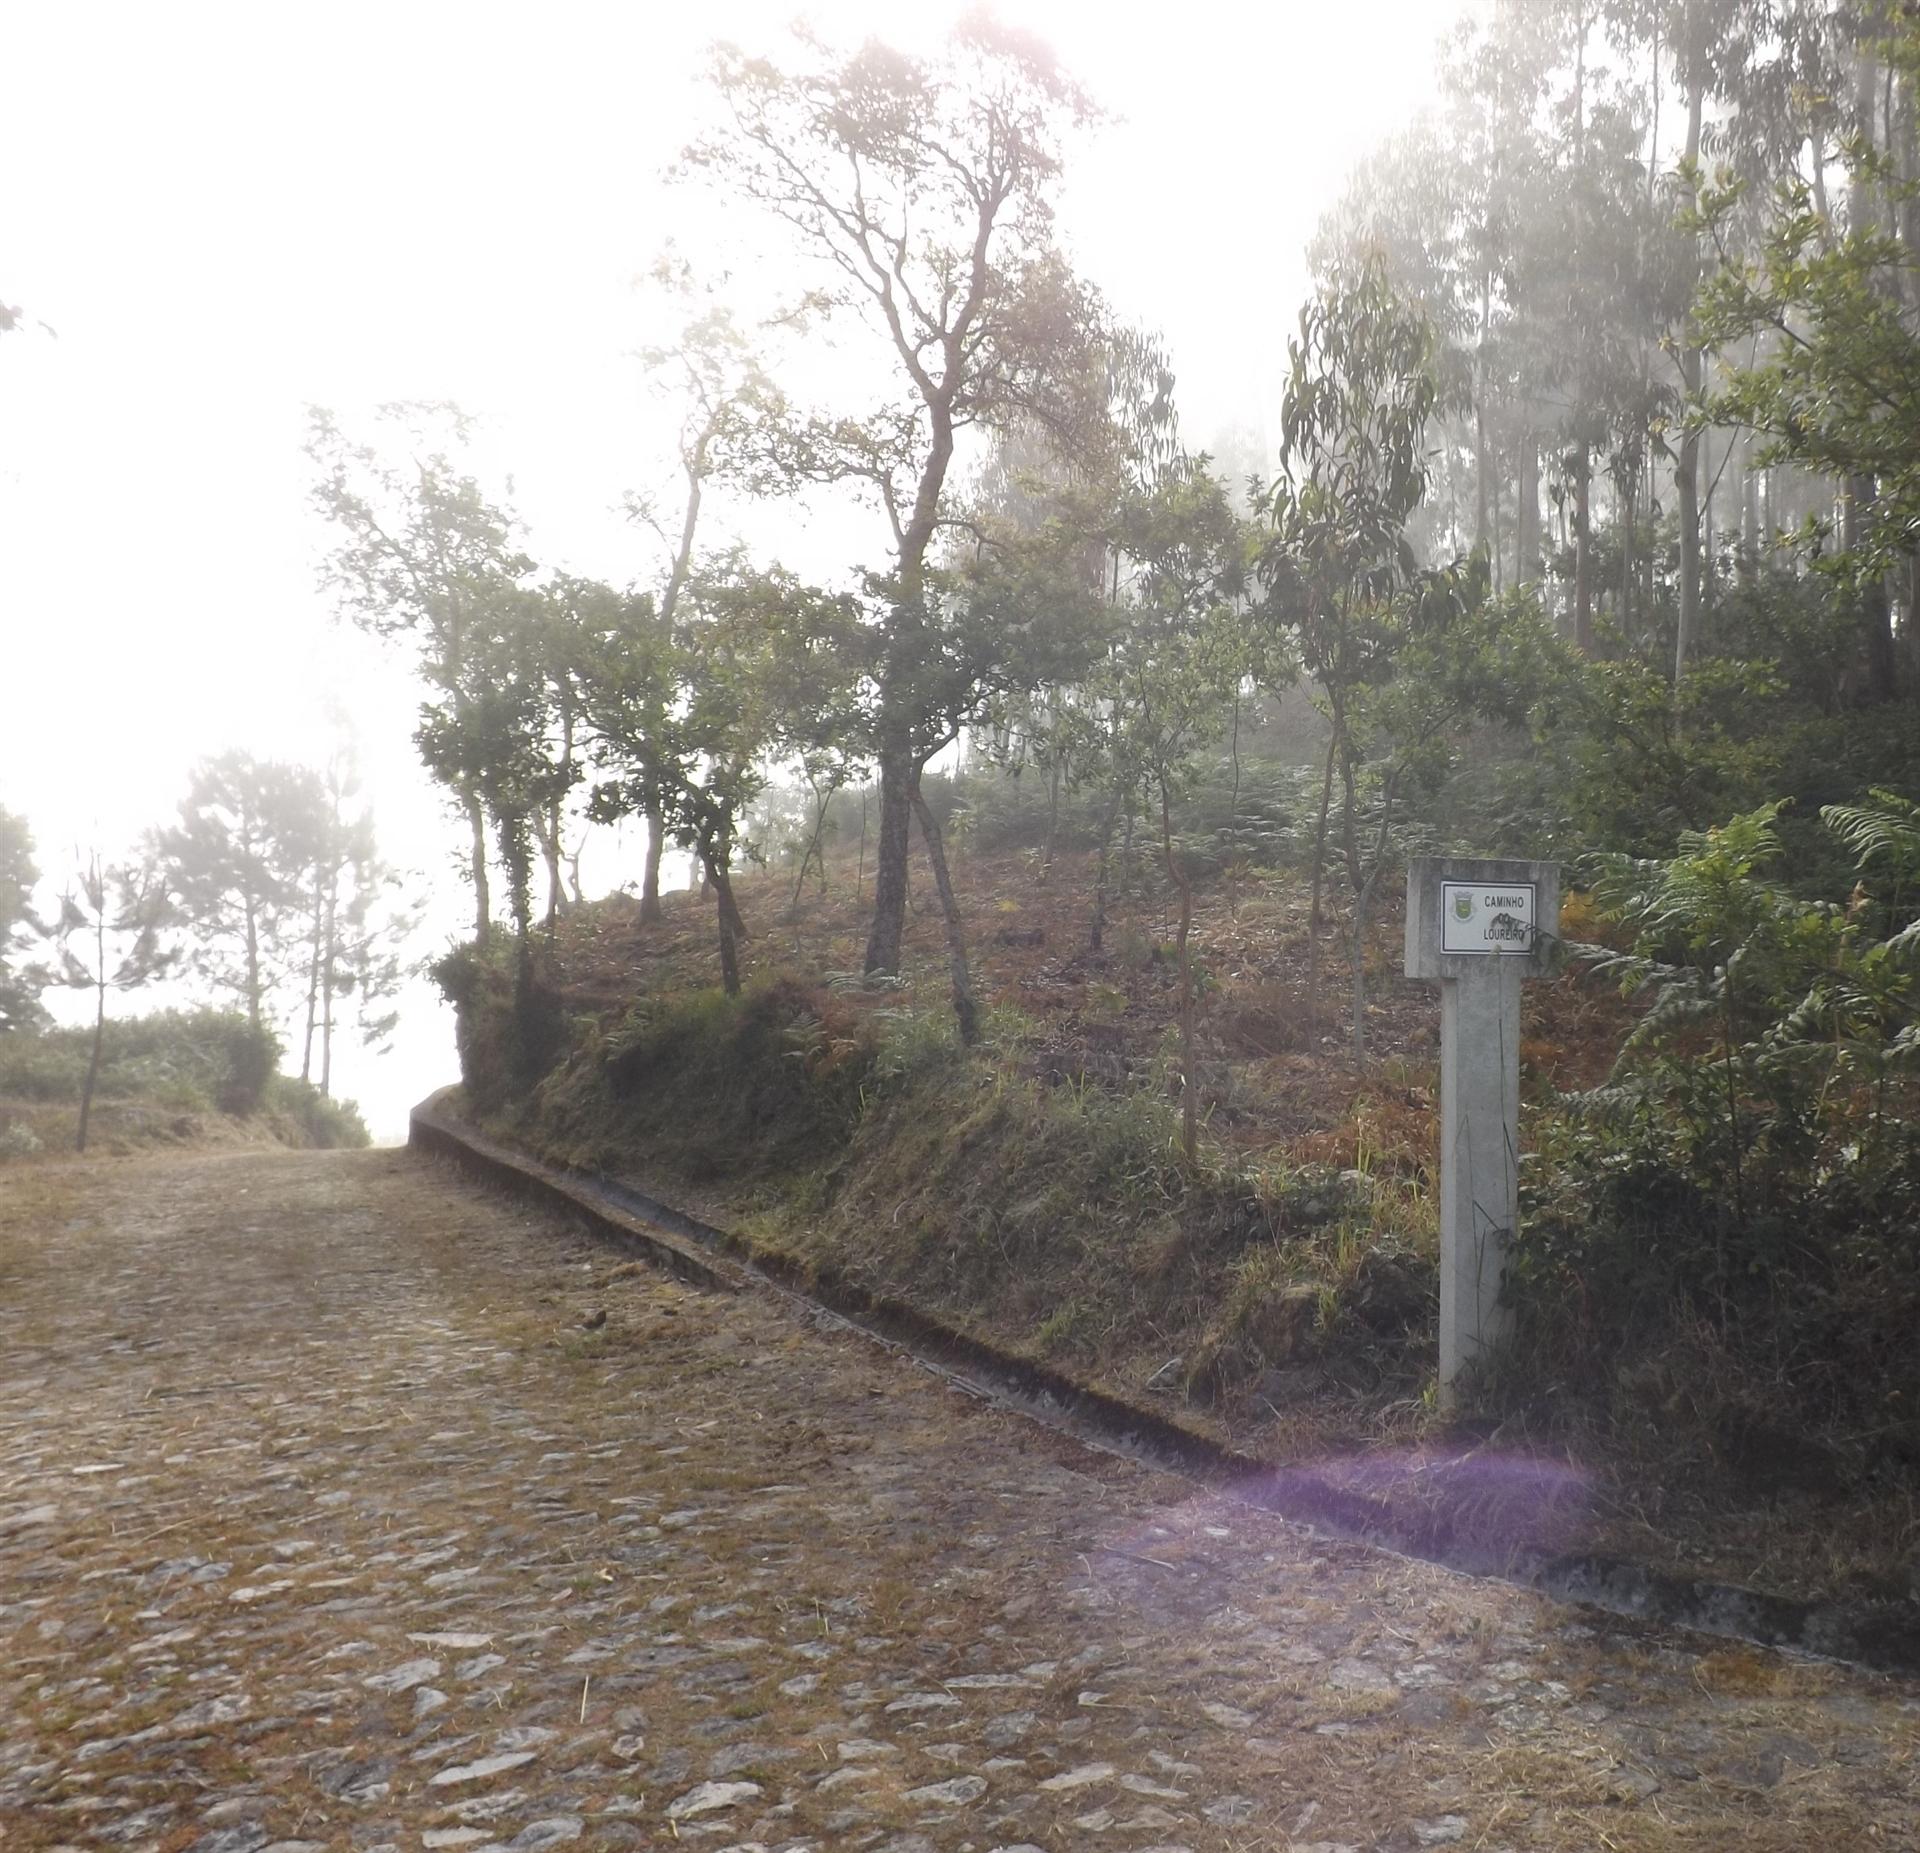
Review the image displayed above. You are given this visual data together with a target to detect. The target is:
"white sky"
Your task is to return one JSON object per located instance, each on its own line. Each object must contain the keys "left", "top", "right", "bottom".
{"left": 1, "top": 0, "right": 1457, "bottom": 1140}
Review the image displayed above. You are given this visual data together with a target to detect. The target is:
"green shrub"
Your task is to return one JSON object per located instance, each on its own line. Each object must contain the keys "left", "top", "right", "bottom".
{"left": 600, "top": 977, "right": 877, "bottom": 1182}
{"left": 432, "top": 945, "right": 567, "bottom": 1112}
{"left": 0, "top": 1009, "right": 281, "bottom": 1114}
{"left": 213, "top": 1019, "right": 281, "bottom": 1116}
{"left": 0, "top": 1032, "right": 89, "bottom": 1101}
{"left": 268, "top": 1076, "right": 371, "bottom": 1149}
{"left": 0, "top": 1010, "right": 370, "bottom": 1150}
{"left": 477, "top": 973, "right": 881, "bottom": 1185}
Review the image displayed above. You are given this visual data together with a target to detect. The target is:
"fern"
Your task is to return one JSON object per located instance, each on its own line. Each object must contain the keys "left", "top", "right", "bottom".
{"left": 1823, "top": 788, "right": 1920, "bottom": 945}
{"left": 1821, "top": 788, "right": 1920, "bottom": 880}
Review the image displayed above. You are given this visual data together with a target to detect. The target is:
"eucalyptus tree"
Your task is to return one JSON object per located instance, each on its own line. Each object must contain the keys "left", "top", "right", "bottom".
{"left": 1256, "top": 261, "right": 1439, "bottom": 1010}
{"left": 972, "top": 326, "right": 1192, "bottom": 942}
{"left": 1645, "top": 0, "right": 1806, "bottom": 683}
{"left": 1691, "top": 9, "right": 1920, "bottom": 702}
{"left": 586, "top": 562, "right": 864, "bottom": 998}
{"left": 624, "top": 293, "right": 784, "bottom": 919}
{"left": 309, "top": 402, "right": 537, "bottom": 944}
{"left": 682, "top": 14, "right": 1110, "bottom": 978}
{"left": 1098, "top": 469, "right": 1250, "bottom": 1159}
{"left": 1261, "top": 261, "right": 1580, "bottom": 1055}
{"left": 415, "top": 582, "right": 571, "bottom": 1041}
{"left": 566, "top": 579, "right": 681, "bottom": 920}
{"left": 1314, "top": 0, "right": 1785, "bottom": 664}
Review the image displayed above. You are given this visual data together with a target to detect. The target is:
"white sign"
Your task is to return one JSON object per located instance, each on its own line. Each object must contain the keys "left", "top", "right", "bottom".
{"left": 1440, "top": 881, "right": 1536, "bottom": 955}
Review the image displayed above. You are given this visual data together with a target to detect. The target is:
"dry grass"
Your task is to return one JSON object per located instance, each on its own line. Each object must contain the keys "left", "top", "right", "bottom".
{"left": 455, "top": 841, "right": 1919, "bottom": 1608}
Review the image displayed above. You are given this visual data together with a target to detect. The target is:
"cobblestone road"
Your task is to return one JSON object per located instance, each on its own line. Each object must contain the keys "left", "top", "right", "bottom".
{"left": 1, "top": 1148, "right": 1914, "bottom": 1853}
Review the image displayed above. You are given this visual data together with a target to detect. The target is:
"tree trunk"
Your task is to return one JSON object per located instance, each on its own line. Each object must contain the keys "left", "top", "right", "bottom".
{"left": 466, "top": 795, "right": 491, "bottom": 947}
{"left": 863, "top": 746, "right": 915, "bottom": 975}
{"left": 1090, "top": 779, "right": 1127, "bottom": 953}
{"left": 700, "top": 848, "right": 749, "bottom": 948}
{"left": 1702, "top": 427, "right": 1717, "bottom": 614}
{"left": 1900, "top": 73, "right": 1919, "bottom": 301}
{"left": 640, "top": 797, "right": 665, "bottom": 923}
{"left": 714, "top": 876, "right": 741, "bottom": 997}
{"left": 1307, "top": 720, "right": 1339, "bottom": 1010}
{"left": 716, "top": 921, "right": 740, "bottom": 996}
{"left": 911, "top": 785, "right": 979, "bottom": 1043}
{"left": 1676, "top": 427, "right": 1702, "bottom": 681}
{"left": 1473, "top": 271, "right": 1491, "bottom": 554}
{"left": 1043, "top": 755, "right": 1061, "bottom": 879}
{"left": 862, "top": 355, "right": 959, "bottom": 970}
{"left": 1349, "top": 899, "right": 1370, "bottom": 1064}
{"left": 1570, "top": 14, "right": 1593, "bottom": 653}
{"left": 319, "top": 874, "right": 337, "bottom": 1097}
{"left": 1334, "top": 724, "right": 1366, "bottom": 1048}
{"left": 1741, "top": 433, "right": 1759, "bottom": 562}
{"left": 301, "top": 871, "right": 322, "bottom": 1084}
{"left": 788, "top": 777, "right": 839, "bottom": 920}
{"left": 540, "top": 812, "right": 565, "bottom": 929}
{"left": 320, "top": 967, "right": 335, "bottom": 1096}
{"left": 76, "top": 967, "right": 105, "bottom": 1155}
{"left": 1490, "top": 442, "right": 1505, "bottom": 596}
{"left": 1620, "top": 469, "right": 1636, "bottom": 636}
{"left": 1675, "top": 61, "right": 1705, "bottom": 688}
{"left": 1159, "top": 780, "right": 1199, "bottom": 1166}
{"left": 244, "top": 892, "right": 262, "bottom": 1031}
{"left": 1573, "top": 445, "right": 1595, "bottom": 652}
{"left": 1517, "top": 431, "right": 1539, "bottom": 587}
{"left": 1843, "top": 474, "right": 1900, "bottom": 701}
{"left": 1228, "top": 690, "right": 1242, "bottom": 829}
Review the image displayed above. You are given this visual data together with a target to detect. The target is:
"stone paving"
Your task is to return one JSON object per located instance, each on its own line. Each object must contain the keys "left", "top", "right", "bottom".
{"left": 0, "top": 1147, "right": 1914, "bottom": 1853}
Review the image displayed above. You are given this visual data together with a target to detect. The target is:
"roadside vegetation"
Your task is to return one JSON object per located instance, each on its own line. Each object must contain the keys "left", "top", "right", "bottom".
{"left": 0, "top": 1007, "right": 369, "bottom": 1159}
{"left": 346, "top": 8, "right": 1920, "bottom": 1603}
{"left": 0, "top": 747, "right": 404, "bottom": 1156}
{"left": 440, "top": 730, "right": 1919, "bottom": 1602}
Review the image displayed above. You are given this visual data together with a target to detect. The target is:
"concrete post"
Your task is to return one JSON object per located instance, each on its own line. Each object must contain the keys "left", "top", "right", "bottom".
{"left": 1439, "top": 963, "right": 1523, "bottom": 1381}
{"left": 1405, "top": 856, "right": 1559, "bottom": 1402}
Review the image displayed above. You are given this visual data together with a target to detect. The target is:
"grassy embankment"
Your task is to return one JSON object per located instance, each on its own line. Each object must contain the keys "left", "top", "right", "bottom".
{"left": 441, "top": 814, "right": 1916, "bottom": 1607}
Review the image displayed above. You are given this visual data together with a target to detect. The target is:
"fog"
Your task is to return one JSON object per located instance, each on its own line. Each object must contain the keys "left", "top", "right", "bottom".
{"left": 1, "top": 0, "right": 1453, "bottom": 1140}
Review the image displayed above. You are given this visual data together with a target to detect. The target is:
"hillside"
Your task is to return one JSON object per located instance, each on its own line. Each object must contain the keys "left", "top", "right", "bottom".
{"left": 439, "top": 820, "right": 1920, "bottom": 1608}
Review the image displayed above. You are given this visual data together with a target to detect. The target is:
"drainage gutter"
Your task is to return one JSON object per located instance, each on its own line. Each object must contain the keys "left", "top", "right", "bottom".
{"left": 410, "top": 1090, "right": 1920, "bottom": 1681}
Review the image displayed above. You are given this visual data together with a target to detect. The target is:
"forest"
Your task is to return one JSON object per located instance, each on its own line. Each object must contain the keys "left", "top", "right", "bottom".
{"left": 4, "top": 1, "right": 1919, "bottom": 1594}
